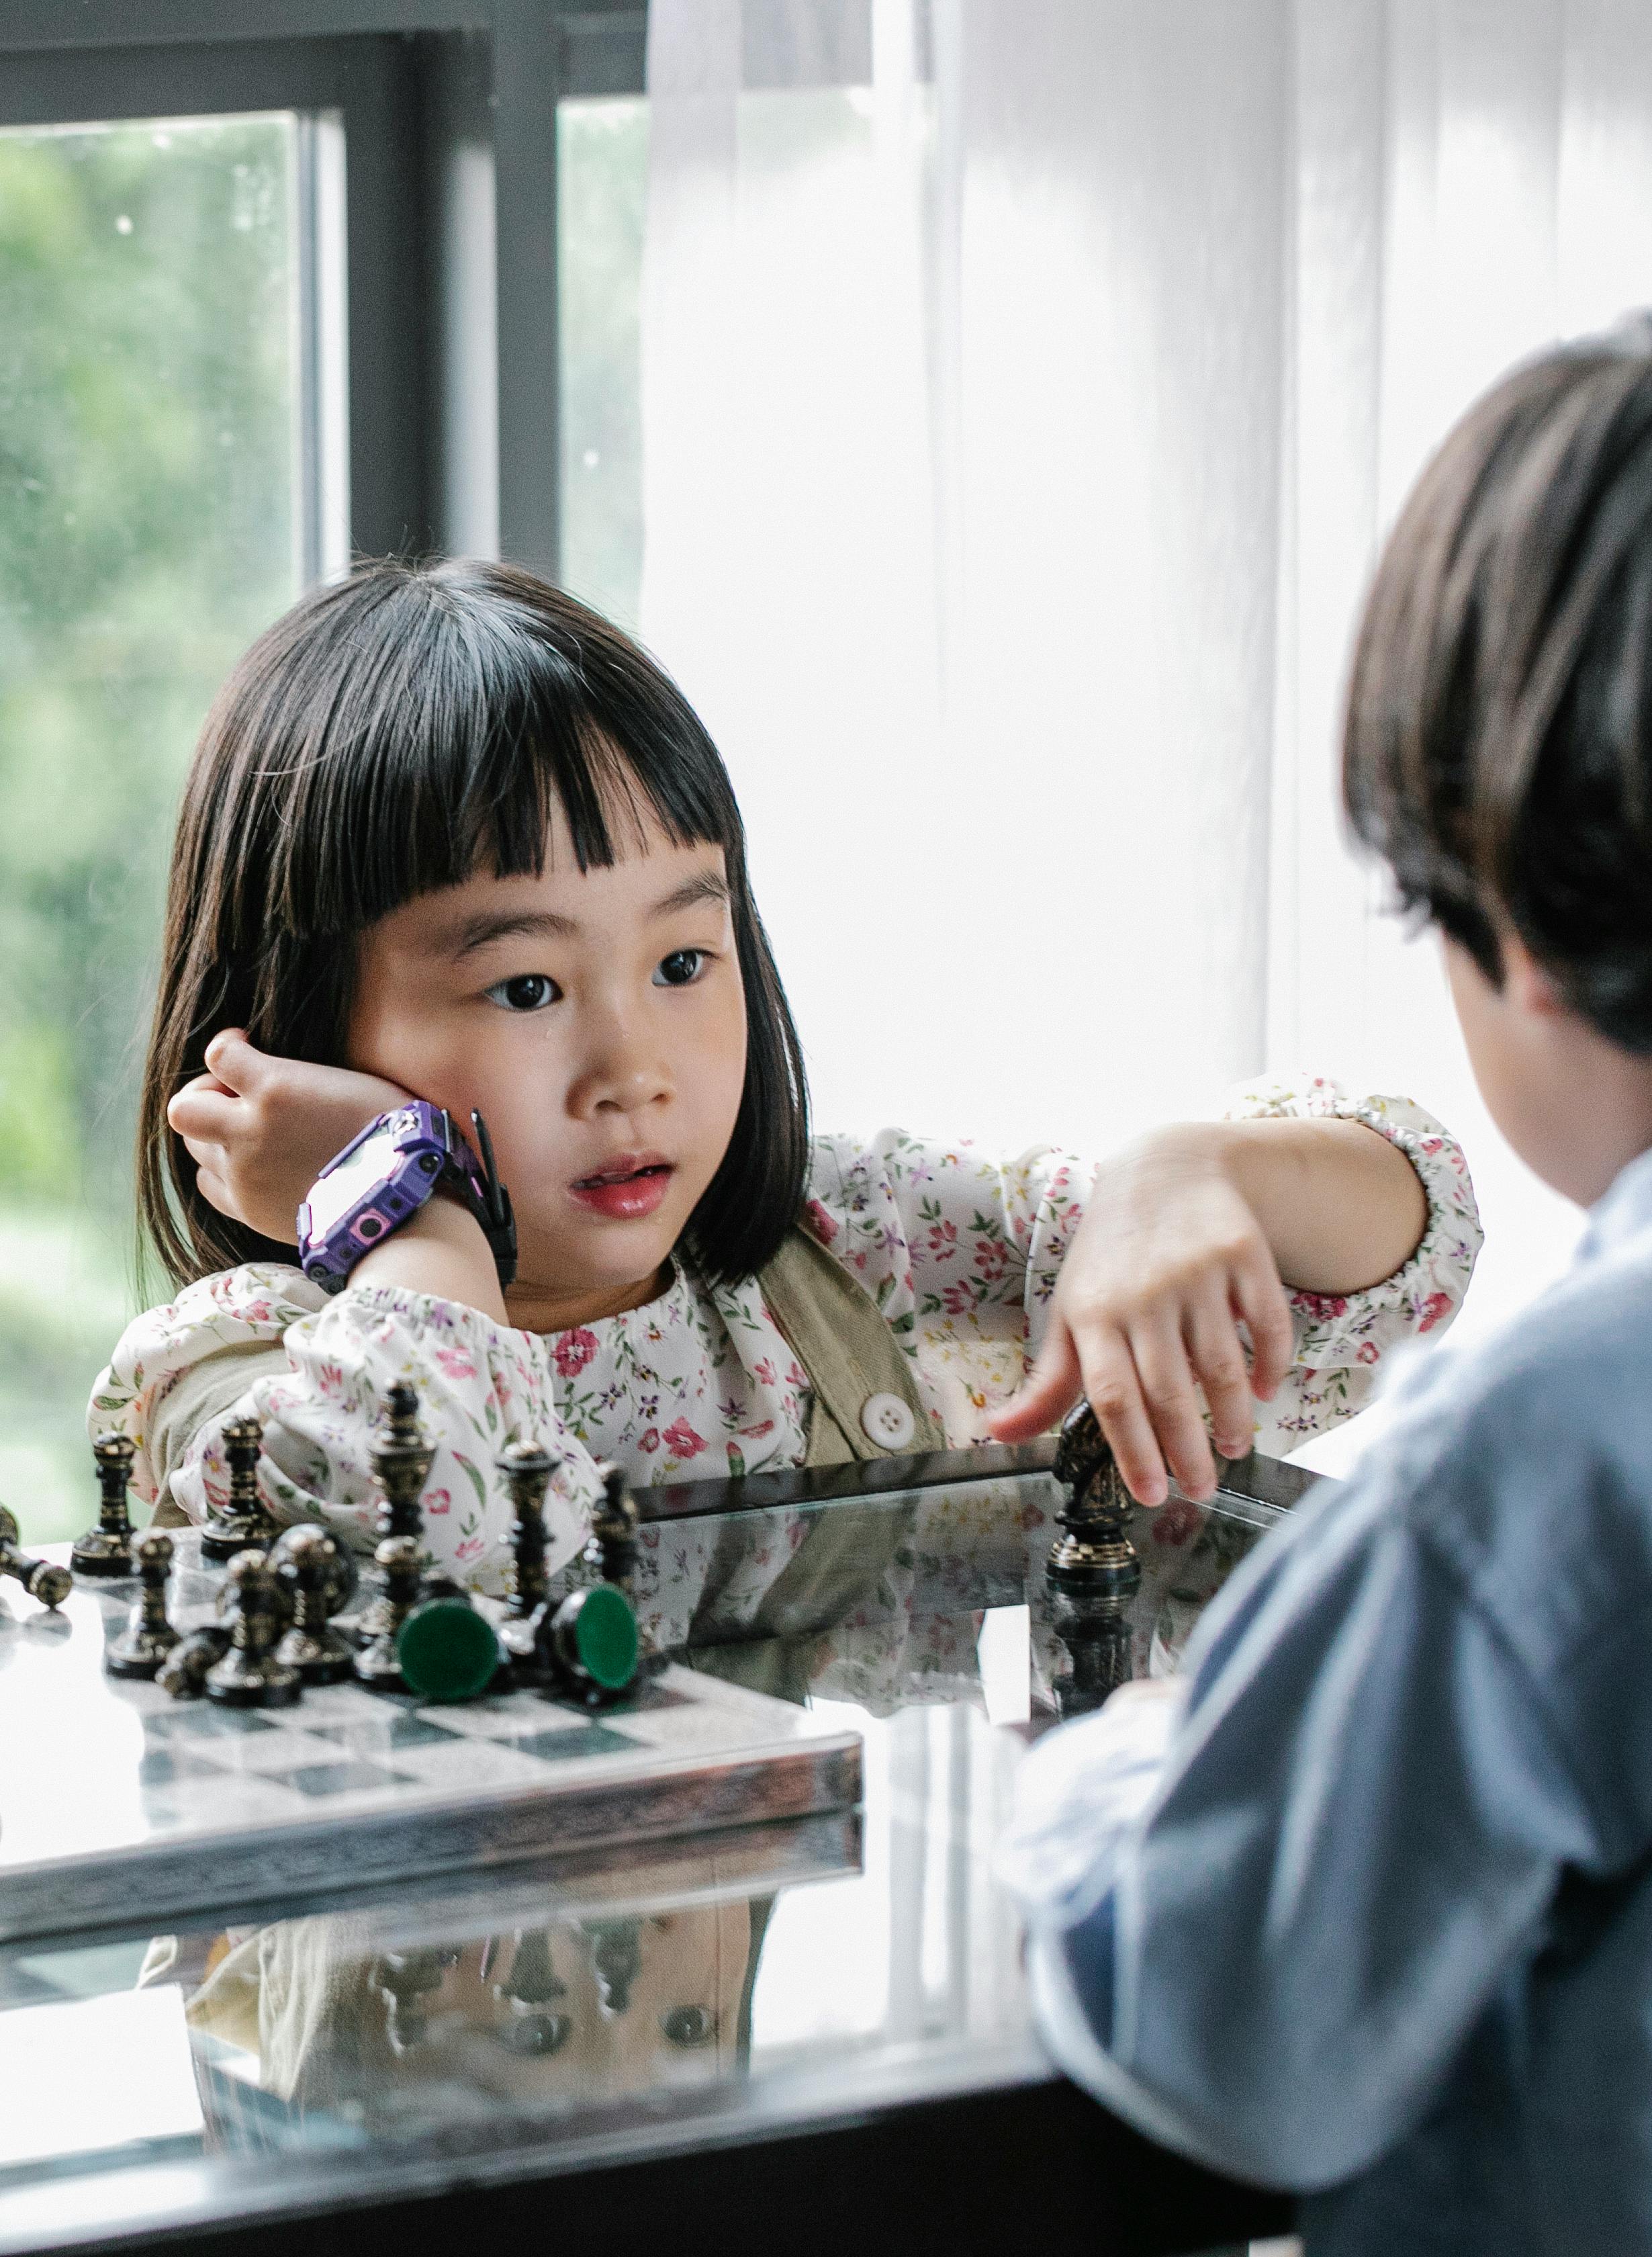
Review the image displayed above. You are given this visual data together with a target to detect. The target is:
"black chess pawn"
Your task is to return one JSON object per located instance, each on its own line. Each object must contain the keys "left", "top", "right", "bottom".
{"left": 72, "top": 1433, "right": 137, "bottom": 1579}
{"left": 267, "top": 1521, "right": 359, "bottom": 1618}
{"left": 494, "top": 1929, "right": 572, "bottom": 2055}
{"left": 105, "top": 1532, "right": 182, "bottom": 1679}
{"left": 370, "top": 1382, "right": 434, "bottom": 1544}
{"left": 0, "top": 1504, "right": 71, "bottom": 1609}
{"left": 205, "top": 1549, "right": 300, "bottom": 1708}
{"left": 157, "top": 1624, "right": 232, "bottom": 1701}
{"left": 199, "top": 1413, "right": 278, "bottom": 1564}
{"left": 586, "top": 1462, "right": 639, "bottom": 1591}
{"left": 584, "top": 1919, "right": 641, "bottom": 2017}
{"left": 1046, "top": 1400, "right": 1142, "bottom": 1716}
{"left": 353, "top": 1534, "right": 425, "bottom": 1691}
{"left": 374, "top": 1946, "right": 461, "bottom": 2054}
{"left": 498, "top": 1437, "right": 559, "bottom": 1620}
{"left": 589, "top": 1462, "right": 666, "bottom": 1679}
{"left": 273, "top": 1526, "right": 357, "bottom": 1685}
{"left": 661, "top": 2005, "right": 717, "bottom": 2049}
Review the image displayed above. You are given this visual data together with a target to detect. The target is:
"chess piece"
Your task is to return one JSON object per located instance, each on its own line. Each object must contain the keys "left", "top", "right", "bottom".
{"left": 267, "top": 1521, "right": 359, "bottom": 1619}
{"left": 157, "top": 1624, "right": 232, "bottom": 1700}
{"left": 585, "top": 1919, "right": 641, "bottom": 2016}
{"left": 205, "top": 1549, "right": 300, "bottom": 1708}
{"left": 0, "top": 1504, "right": 71, "bottom": 1609}
{"left": 199, "top": 1414, "right": 278, "bottom": 1563}
{"left": 661, "top": 2005, "right": 717, "bottom": 2049}
{"left": 396, "top": 1592, "right": 501, "bottom": 1701}
{"left": 587, "top": 1462, "right": 638, "bottom": 1591}
{"left": 72, "top": 1433, "right": 137, "bottom": 1578}
{"left": 494, "top": 1929, "right": 571, "bottom": 2056}
{"left": 273, "top": 1526, "right": 357, "bottom": 1685}
{"left": 105, "top": 1532, "right": 182, "bottom": 1679}
{"left": 1046, "top": 1401, "right": 1142, "bottom": 1716}
{"left": 586, "top": 1462, "right": 664, "bottom": 1677}
{"left": 353, "top": 1534, "right": 425, "bottom": 1691}
{"left": 370, "top": 1382, "right": 434, "bottom": 1544}
{"left": 530, "top": 1583, "right": 639, "bottom": 1703}
{"left": 498, "top": 1437, "right": 559, "bottom": 1619}
{"left": 374, "top": 1946, "right": 461, "bottom": 2054}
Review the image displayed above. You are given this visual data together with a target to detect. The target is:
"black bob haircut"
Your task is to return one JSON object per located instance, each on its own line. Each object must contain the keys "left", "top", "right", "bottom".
{"left": 1344, "top": 322, "right": 1652, "bottom": 1051}
{"left": 140, "top": 558, "right": 811, "bottom": 1290}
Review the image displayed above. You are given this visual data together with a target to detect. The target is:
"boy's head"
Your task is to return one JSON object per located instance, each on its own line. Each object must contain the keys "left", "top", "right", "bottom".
{"left": 1344, "top": 325, "right": 1652, "bottom": 1203}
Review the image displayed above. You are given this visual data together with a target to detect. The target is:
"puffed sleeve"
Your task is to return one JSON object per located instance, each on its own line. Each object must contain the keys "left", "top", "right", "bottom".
{"left": 804, "top": 1128, "right": 1088, "bottom": 1438}
{"left": 91, "top": 1265, "right": 592, "bottom": 1596}
{"left": 1224, "top": 1075, "right": 1483, "bottom": 1452}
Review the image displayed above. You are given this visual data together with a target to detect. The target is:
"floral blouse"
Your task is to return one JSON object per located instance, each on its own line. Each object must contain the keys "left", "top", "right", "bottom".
{"left": 92, "top": 1077, "right": 1483, "bottom": 1598}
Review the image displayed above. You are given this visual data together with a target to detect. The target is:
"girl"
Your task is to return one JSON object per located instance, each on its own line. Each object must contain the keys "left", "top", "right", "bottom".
{"left": 96, "top": 561, "right": 1481, "bottom": 1592}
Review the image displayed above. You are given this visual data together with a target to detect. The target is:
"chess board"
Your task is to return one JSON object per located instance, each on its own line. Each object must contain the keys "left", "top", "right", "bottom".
{"left": 0, "top": 1536, "right": 861, "bottom": 1947}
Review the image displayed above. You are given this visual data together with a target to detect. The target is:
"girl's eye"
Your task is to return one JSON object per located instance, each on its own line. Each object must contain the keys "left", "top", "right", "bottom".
{"left": 486, "top": 973, "right": 560, "bottom": 1012}
{"left": 653, "top": 948, "right": 706, "bottom": 989}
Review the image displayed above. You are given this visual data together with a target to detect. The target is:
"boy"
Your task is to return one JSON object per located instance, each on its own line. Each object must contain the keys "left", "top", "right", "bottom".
{"left": 1002, "top": 329, "right": 1652, "bottom": 2255}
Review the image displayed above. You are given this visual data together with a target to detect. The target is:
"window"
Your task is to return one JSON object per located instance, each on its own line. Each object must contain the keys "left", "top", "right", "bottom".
{"left": 0, "top": 111, "right": 310, "bottom": 1541}
{"left": 559, "top": 95, "right": 648, "bottom": 631}
{"left": 0, "top": 8, "right": 648, "bottom": 1542}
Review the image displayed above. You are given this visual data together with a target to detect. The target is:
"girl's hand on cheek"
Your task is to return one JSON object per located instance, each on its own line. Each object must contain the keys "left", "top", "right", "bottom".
{"left": 987, "top": 1126, "right": 1296, "bottom": 1505}
{"left": 167, "top": 1028, "right": 411, "bottom": 1245}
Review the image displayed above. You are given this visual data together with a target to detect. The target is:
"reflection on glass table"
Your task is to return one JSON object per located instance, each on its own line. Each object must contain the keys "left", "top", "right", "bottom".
{"left": 0, "top": 1454, "right": 1310, "bottom": 2255}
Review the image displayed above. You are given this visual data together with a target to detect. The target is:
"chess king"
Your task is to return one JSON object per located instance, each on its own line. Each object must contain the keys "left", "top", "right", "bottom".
{"left": 90, "top": 560, "right": 1479, "bottom": 1593}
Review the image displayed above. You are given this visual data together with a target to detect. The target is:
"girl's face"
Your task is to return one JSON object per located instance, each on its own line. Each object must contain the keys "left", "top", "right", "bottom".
{"left": 348, "top": 801, "right": 748, "bottom": 1328}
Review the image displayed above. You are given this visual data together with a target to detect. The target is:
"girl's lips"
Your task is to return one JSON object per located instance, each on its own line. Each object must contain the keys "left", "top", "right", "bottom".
{"left": 568, "top": 1159, "right": 674, "bottom": 1222}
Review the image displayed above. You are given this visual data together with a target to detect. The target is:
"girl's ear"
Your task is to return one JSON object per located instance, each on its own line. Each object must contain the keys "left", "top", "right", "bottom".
{"left": 1500, "top": 928, "right": 1567, "bottom": 1018}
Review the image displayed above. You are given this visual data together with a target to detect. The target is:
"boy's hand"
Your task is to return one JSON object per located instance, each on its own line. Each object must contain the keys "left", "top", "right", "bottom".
{"left": 989, "top": 1126, "right": 1295, "bottom": 1505}
{"left": 168, "top": 1029, "right": 411, "bottom": 1246}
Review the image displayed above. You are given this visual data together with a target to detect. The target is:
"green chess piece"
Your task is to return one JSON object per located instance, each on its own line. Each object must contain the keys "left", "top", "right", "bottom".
{"left": 396, "top": 1595, "right": 502, "bottom": 1702}
{"left": 537, "top": 1583, "right": 639, "bottom": 1697}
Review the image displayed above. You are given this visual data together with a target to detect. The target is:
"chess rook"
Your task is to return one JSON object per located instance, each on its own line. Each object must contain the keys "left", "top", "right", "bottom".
{"left": 498, "top": 1437, "right": 559, "bottom": 1619}
{"left": 273, "top": 1526, "right": 357, "bottom": 1685}
{"left": 105, "top": 1533, "right": 182, "bottom": 1680}
{"left": 0, "top": 1505, "right": 72, "bottom": 1610}
{"left": 371, "top": 1382, "right": 434, "bottom": 1544}
{"left": 72, "top": 1433, "right": 137, "bottom": 1579}
{"left": 199, "top": 1413, "right": 278, "bottom": 1564}
{"left": 205, "top": 1549, "right": 300, "bottom": 1708}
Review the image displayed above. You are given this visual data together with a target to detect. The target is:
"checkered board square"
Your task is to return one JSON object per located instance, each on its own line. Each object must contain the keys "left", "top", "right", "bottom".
{"left": 0, "top": 1541, "right": 860, "bottom": 1946}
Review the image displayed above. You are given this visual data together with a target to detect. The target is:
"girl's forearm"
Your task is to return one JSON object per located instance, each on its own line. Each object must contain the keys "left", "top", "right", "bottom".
{"left": 349, "top": 1195, "right": 510, "bottom": 1323}
{"left": 1213, "top": 1117, "right": 1428, "bottom": 1293}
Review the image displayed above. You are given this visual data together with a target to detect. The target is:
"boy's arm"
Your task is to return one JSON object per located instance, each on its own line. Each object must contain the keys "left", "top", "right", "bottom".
{"left": 1002, "top": 1468, "right": 1594, "bottom": 2188}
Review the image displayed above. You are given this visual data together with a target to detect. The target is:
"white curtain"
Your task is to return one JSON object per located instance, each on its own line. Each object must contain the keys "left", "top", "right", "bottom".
{"left": 641, "top": 0, "right": 1652, "bottom": 1339}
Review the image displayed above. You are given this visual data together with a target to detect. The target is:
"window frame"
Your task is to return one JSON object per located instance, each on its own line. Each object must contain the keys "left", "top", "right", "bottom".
{"left": 0, "top": 0, "right": 649, "bottom": 578}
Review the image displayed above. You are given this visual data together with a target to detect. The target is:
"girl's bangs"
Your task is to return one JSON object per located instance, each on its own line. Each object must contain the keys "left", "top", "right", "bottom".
{"left": 269, "top": 572, "right": 743, "bottom": 944}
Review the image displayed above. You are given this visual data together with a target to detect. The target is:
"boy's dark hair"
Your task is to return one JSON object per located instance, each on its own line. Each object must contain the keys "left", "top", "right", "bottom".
{"left": 139, "top": 559, "right": 810, "bottom": 1289}
{"left": 1344, "top": 325, "right": 1652, "bottom": 1049}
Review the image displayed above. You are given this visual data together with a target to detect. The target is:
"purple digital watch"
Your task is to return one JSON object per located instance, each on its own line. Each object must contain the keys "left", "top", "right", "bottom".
{"left": 296, "top": 1102, "right": 517, "bottom": 1294}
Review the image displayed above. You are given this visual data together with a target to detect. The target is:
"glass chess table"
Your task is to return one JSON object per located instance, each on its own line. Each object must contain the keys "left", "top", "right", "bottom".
{"left": 0, "top": 1444, "right": 1310, "bottom": 2257}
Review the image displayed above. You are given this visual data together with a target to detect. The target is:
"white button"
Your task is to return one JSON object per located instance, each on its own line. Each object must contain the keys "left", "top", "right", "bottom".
{"left": 860, "top": 1392, "right": 916, "bottom": 1450}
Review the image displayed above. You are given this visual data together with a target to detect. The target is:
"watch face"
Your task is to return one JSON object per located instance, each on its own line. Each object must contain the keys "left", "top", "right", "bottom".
{"left": 304, "top": 1122, "right": 405, "bottom": 1242}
